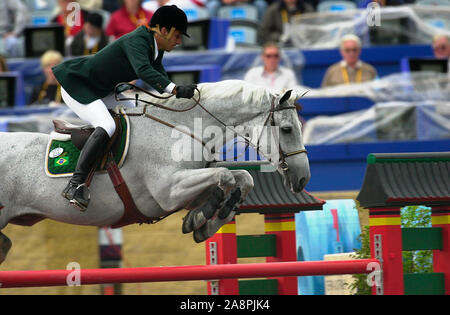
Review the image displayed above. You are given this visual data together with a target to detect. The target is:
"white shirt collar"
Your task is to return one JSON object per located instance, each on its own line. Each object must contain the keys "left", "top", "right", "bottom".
{"left": 154, "top": 36, "right": 159, "bottom": 61}
{"left": 261, "top": 66, "right": 282, "bottom": 77}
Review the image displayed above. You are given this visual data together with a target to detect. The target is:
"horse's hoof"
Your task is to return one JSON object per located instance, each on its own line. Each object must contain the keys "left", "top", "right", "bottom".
{"left": 182, "top": 213, "right": 193, "bottom": 234}
{"left": 193, "top": 228, "right": 208, "bottom": 243}
{"left": 218, "top": 188, "right": 241, "bottom": 220}
{"left": 182, "top": 209, "right": 206, "bottom": 234}
{"left": 0, "top": 233, "right": 12, "bottom": 265}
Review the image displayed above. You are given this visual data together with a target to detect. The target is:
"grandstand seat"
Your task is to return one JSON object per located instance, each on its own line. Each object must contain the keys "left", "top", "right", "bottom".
{"left": 24, "top": 0, "right": 57, "bottom": 11}
{"left": 318, "top": 1, "right": 357, "bottom": 12}
{"left": 229, "top": 24, "right": 258, "bottom": 46}
{"left": 217, "top": 5, "right": 259, "bottom": 23}
{"left": 184, "top": 7, "right": 210, "bottom": 21}
{"left": 217, "top": 5, "right": 259, "bottom": 47}
{"left": 24, "top": 0, "right": 57, "bottom": 25}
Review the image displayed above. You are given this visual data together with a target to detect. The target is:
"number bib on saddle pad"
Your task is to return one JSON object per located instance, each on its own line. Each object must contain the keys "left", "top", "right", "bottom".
{"left": 44, "top": 113, "right": 130, "bottom": 177}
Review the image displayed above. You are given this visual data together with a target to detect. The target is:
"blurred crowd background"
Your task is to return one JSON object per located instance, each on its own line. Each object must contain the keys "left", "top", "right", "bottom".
{"left": 0, "top": 0, "right": 449, "bottom": 144}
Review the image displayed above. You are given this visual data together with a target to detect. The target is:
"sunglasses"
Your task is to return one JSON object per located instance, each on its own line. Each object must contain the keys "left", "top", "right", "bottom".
{"left": 433, "top": 45, "right": 448, "bottom": 51}
{"left": 343, "top": 48, "right": 360, "bottom": 53}
{"left": 264, "top": 53, "right": 280, "bottom": 59}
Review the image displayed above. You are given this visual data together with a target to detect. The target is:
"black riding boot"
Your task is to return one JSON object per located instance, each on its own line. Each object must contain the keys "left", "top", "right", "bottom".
{"left": 62, "top": 127, "right": 110, "bottom": 211}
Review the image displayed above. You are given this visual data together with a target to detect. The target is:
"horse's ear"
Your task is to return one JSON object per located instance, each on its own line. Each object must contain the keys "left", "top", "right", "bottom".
{"left": 279, "top": 90, "right": 293, "bottom": 105}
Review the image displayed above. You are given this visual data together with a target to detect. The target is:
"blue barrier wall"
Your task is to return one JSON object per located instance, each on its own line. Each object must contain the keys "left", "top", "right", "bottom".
{"left": 305, "top": 139, "right": 450, "bottom": 192}
{"left": 298, "top": 96, "right": 374, "bottom": 121}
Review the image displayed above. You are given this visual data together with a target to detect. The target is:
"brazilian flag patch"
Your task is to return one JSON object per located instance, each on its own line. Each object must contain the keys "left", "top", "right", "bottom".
{"left": 54, "top": 156, "right": 69, "bottom": 167}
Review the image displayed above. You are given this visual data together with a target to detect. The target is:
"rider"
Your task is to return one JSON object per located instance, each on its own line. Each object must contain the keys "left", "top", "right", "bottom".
{"left": 52, "top": 5, "right": 196, "bottom": 211}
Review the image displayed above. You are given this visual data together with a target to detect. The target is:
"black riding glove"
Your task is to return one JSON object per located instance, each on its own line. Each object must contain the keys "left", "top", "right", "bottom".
{"left": 175, "top": 84, "right": 197, "bottom": 99}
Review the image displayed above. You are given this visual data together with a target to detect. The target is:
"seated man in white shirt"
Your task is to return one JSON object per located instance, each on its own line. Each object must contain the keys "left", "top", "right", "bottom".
{"left": 244, "top": 42, "right": 299, "bottom": 92}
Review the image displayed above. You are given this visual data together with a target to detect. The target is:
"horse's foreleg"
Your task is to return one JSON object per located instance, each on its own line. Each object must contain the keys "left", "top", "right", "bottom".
{"left": 192, "top": 170, "right": 254, "bottom": 243}
{"left": 0, "top": 231, "right": 12, "bottom": 265}
{"left": 154, "top": 167, "right": 236, "bottom": 235}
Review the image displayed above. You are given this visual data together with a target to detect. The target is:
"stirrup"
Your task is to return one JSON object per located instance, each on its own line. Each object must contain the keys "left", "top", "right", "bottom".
{"left": 68, "top": 183, "right": 91, "bottom": 212}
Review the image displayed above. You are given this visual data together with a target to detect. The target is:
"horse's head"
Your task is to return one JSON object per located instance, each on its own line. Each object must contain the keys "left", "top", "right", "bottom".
{"left": 266, "top": 89, "right": 310, "bottom": 193}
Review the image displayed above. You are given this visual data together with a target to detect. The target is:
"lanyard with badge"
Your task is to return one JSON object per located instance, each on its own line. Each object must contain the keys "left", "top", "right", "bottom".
{"left": 341, "top": 66, "right": 362, "bottom": 84}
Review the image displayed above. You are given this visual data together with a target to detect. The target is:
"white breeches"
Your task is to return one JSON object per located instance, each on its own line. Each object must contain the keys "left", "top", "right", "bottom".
{"left": 61, "top": 87, "right": 135, "bottom": 138}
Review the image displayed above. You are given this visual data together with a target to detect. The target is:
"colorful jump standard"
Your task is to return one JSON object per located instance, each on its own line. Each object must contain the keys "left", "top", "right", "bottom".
{"left": 264, "top": 213, "right": 298, "bottom": 294}
{"left": 431, "top": 206, "right": 450, "bottom": 295}
{"left": 358, "top": 152, "right": 450, "bottom": 295}
{"left": 368, "top": 208, "right": 403, "bottom": 294}
{"left": 206, "top": 219, "right": 239, "bottom": 295}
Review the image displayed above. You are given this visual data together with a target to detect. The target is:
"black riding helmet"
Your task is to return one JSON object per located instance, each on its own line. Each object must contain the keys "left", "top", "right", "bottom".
{"left": 149, "top": 5, "right": 190, "bottom": 38}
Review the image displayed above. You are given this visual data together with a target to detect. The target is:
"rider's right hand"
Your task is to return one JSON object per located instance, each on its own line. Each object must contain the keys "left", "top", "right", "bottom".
{"left": 175, "top": 84, "right": 197, "bottom": 99}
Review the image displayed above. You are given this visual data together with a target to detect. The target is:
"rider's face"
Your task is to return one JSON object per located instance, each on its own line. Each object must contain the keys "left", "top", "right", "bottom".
{"left": 160, "top": 28, "right": 182, "bottom": 52}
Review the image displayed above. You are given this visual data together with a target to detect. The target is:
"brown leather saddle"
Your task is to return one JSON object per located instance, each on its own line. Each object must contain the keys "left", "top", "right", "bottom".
{"left": 52, "top": 111, "right": 121, "bottom": 156}
{"left": 52, "top": 112, "right": 155, "bottom": 228}
{"left": 52, "top": 120, "right": 96, "bottom": 150}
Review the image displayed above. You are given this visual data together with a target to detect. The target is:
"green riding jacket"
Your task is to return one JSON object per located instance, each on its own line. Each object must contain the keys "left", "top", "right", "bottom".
{"left": 52, "top": 26, "right": 172, "bottom": 105}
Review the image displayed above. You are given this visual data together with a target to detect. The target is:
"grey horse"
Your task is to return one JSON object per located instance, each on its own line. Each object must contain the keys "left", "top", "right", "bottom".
{"left": 0, "top": 80, "right": 310, "bottom": 265}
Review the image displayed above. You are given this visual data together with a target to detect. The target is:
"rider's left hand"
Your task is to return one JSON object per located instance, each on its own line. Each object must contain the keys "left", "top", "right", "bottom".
{"left": 175, "top": 84, "right": 197, "bottom": 99}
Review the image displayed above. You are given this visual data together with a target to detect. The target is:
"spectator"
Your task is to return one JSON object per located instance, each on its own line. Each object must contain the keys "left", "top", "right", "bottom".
{"left": 106, "top": 0, "right": 153, "bottom": 39}
{"left": 432, "top": 34, "right": 450, "bottom": 59}
{"left": 321, "top": 34, "right": 377, "bottom": 87}
{"left": 259, "top": 0, "right": 314, "bottom": 45}
{"left": 207, "top": 0, "right": 267, "bottom": 20}
{"left": 244, "top": 42, "right": 298, "bottom": 92}
{"left": 70, "top": 12, "right": 109, "bottom": 56}
{"left": 30, "top": 50, "right": 64, "bottom": 106}
{"left": 0, "top": 0, "right": 29, "bottom": 57}
{"left": 0, "top": 55, "right": 8, "bottom": 72}
{"left": 52, "top": 0, "right": 86, "bottom": 38}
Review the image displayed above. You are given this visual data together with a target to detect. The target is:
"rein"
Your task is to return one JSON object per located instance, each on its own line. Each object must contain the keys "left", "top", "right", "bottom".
{"left": 115, "top": 83, "right": 207, "bottom": 146}
{"left": 113, "top": 83, "right": 308, "bottom": 168}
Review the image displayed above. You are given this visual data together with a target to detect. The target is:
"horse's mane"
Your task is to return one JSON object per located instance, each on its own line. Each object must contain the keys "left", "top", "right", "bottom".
{"left": 135, "top": 80, "right": 275, "bottom": 111}
{"left": 198, "top": 80, "right": 274, "bottom": 106}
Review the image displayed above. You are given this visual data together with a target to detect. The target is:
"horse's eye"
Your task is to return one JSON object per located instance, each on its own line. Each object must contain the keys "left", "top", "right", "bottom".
{"left": 281, "top": 126, "right": 292, "bottom": 133}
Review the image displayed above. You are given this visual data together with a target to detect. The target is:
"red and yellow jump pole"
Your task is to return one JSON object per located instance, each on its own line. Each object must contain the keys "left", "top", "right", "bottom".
{"left": 0, "top": 259, "right": 379, "bottom": 289}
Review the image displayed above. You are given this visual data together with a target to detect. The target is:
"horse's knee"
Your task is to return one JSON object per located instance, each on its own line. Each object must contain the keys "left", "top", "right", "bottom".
{"left": 231, "top": 170, "right": 254, "bottom": 196}
{"left": 216, "top": 168, "right": 236, "bottom": 192}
